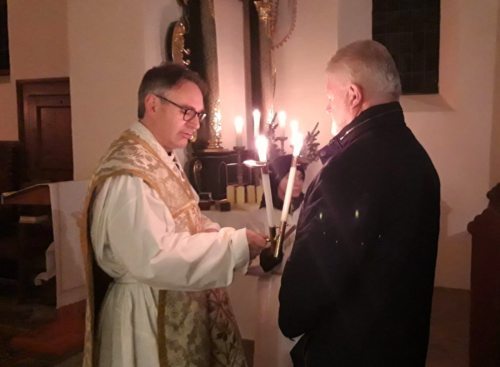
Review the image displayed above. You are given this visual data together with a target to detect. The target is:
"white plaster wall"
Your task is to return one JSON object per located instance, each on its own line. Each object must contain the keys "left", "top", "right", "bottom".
{"left": 0, "top": 0, "right": 68, "bottom": 140}
{"left": 214, "top": 0, "right": 247, "bottom": 149}
{"left": 272, "top": 0, "right": 339, "bottom": 149}
{"left": 403, "top": 0, "right": 499, "bottom": 289}
{"left": 490, "top": 2, "right": 500, "bottom": 187}
{"left": 68, "top": 0, "right": 181, "bottom": 180}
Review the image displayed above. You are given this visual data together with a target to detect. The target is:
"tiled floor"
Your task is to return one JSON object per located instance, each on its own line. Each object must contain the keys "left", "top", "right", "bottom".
{"left": 0, "top": 287, "right": 469, "bottom": 367}
{"left": 426, "top": 287, "right": 469, "bottom": 367}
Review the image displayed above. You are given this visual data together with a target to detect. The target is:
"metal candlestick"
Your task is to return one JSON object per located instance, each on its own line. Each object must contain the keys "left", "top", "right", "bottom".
{"left": 274, "top": 136, "right": 288, "bottom": 155}
{"left": 234, "top": 146, "right": 245, "bottom": 186}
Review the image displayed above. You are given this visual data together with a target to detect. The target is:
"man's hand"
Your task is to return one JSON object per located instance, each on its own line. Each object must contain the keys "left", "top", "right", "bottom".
{"left": 246, "top": 229, "right": 268, "bottom": 260}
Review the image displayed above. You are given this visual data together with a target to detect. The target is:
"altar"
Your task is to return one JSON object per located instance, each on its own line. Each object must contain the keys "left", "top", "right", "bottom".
{"left": 205, "top": 205, "right": 294, "bottom": 367}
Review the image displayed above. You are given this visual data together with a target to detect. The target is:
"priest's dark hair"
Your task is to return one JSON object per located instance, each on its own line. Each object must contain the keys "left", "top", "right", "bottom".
{"left": 137, "top": 63, "right": 208, "bottom": 119}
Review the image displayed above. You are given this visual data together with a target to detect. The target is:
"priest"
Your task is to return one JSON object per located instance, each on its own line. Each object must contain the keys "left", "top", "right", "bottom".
{"left": 81, "top": 63, "right": 267, "bottom": 367}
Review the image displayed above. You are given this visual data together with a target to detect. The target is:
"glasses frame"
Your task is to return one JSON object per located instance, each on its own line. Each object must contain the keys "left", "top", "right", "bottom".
{"left": 154, "top": 94, "right": 207, "bottom": 123}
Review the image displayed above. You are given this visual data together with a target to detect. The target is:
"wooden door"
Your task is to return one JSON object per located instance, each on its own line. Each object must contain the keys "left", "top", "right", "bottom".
{"left": 17, "top": 78, "right": 73, "bottom": 184}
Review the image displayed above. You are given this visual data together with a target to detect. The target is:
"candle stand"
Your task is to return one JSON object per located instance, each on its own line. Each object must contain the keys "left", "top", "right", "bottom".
{"left": 233, "top": 146, "right": 245, "bottom": 186}
{"left": 274, "top": 136, "right": 288, "bottom": 156}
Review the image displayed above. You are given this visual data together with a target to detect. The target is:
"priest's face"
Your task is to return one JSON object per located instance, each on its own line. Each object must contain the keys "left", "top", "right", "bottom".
{"left": 152, "top": 80, "right": 205, "bottom": 151}
{"left": 326, "top": 71, "right": 357, "bottom": 136}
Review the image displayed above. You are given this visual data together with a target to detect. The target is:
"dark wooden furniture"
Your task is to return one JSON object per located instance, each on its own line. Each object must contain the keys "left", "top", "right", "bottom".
{"left": 1, "top": 182, "right": 53, "bottom": 301}
{"left": 467, "top": 183, "right": 500, "bottom": 367}
{"left": 2, "top": 184, "right": 84, "bottom": 357}
{"left": 0, "top": 141, "right": 23, "bottom": 291}
{"left": 16, "top": 78, "right": 73, "bottom": 183}
{"left": 189, "top": 149, "right": 254, "bottom": 200}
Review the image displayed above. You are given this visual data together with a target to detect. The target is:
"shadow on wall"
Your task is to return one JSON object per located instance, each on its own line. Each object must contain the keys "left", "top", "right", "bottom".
{"left": 434, "top": 201, "right": 472, "bottom": 290}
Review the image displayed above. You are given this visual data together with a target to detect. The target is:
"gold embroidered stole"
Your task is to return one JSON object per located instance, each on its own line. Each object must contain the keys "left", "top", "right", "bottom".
{"left": 81, "top": 130, "right": 247, "bottom": 367}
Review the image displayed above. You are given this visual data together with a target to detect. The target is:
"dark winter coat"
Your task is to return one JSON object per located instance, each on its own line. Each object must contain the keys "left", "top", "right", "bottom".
{"left": 278, "top": 102, "right": 440, "bottom": 367}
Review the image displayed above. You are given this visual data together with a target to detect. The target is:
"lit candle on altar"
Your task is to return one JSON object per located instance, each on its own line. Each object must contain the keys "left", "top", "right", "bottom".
{"left": 280, "top": 131, "right": 304, "bottom": 222}
{"left": 277, "top": 111, "right": 287, "bottom": 137}
{"left": 256, "top": 135, "right": 274, "bottom": 228}
{"left": 290, "top": 119, "right": 299, "bottom": 137}
{"left": 267, "top": 110, "right": 274, "bottom": 125}
{"left": 253, "top": 109, "right": 261, "bottom": 138}
{"left": 234, "top": 116, "right": 244, "bottom": 147}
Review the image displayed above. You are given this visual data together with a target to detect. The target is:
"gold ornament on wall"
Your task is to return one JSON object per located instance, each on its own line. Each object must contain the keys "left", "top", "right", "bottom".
{"left": 205, "top": 99, "right": 224, "bottom": 151}
{"left": 170, "top": 21, "right": 191, "bottom": 66}
{"left": 254, "top": 0, "right": 274, "bottom": 38}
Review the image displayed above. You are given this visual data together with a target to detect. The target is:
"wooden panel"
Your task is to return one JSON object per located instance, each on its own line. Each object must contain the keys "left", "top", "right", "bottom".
{"left": 17, "top": 79, "right": 72, "bottom": 184}
{"left": 1, "top": 184, "right": 50, "bottom": 206}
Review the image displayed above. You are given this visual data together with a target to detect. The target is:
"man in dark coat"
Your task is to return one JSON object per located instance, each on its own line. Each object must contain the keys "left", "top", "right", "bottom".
{"left": 278, "top": 40, "right": 440, "bottom": 367}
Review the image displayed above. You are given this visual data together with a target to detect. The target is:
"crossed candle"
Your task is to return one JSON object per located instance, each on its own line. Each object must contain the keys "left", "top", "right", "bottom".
{"left": 244, "top": 133, "right": 303, "bottom": 259}
{"left": 275, "top": 132, "right": 303, "bottom": 257}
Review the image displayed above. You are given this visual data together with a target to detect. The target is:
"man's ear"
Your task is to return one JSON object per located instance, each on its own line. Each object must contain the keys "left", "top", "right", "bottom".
{"left": 348, "top": 83, "right": 363, "bottom": 109}
{"left": 144, "top": 93, "right": 157, "bottom": 114}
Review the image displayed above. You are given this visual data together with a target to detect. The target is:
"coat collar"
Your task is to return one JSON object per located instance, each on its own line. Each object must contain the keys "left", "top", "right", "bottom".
{"left": 318, "top": 101, "right": 405, "bottom": 164}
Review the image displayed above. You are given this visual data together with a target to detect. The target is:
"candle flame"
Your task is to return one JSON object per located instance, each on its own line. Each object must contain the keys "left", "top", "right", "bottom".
{"left": 290, "top": 119, "right": 299, "bottom": 135}
{"left": 292, "top": 132, "right": 303, "bottom": 157}
{"left": 255, "top": 135, "right": 268, "bottom": 162}
{"left": 267, "top": 110, "right": 274, "bottom": 124}
{"left": 234, "top": 116, "right": 244, "bottom": 134}
{"left": 278, "top": 111, "right": 287, "bottom": 128}
{"left": 253, "top": 109, "right": 261, "bottom": 136}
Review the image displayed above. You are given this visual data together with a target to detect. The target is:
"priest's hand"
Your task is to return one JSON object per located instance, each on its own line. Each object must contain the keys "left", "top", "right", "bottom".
{"left": 246, "top": 229, "right": 268, "bottom": 260}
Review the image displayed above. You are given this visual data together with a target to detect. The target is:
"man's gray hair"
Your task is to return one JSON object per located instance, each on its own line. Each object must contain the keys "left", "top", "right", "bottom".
{"left": 326, "top": 40, "right": 401, "bottom": 100}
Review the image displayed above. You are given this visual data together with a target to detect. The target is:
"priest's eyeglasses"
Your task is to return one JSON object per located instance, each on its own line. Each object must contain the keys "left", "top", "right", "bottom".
{"left": 154, "top": 94, "right": 207, "bottom": 123}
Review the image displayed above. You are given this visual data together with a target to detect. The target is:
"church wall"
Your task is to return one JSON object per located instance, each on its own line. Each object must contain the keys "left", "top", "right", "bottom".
{"left": 403, "top": 0, "right": 498, "bottom": 290}
{"left": 214, "top": 0, "right": 247, "bottom": 149}
{"left": 0, "top": 0, "right": 68, "bottom": 140}
{"left": 68, "top": 0, "right": 180, "bottom": 180}
{"left": 491, "top": 2, "right": 500, "bottom": 187}
{"left": 272, "top": 0, "right": 341, "bottom": 147}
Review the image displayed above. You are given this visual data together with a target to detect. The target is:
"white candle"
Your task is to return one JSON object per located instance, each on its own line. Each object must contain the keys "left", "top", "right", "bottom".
{"left": 280, "top": 132, "right": 304, "bottom": 221}
{"left": 289, "top": 119, "right": 299, "bottom": 137}
{"left": 226, "top": 185, "right": 235, "bottom": 204}
{"left": 246, "top": 185, "right": 256, "bottom": 204}
{"left": 234, "top": 116, "right": 244, "bottom": 147}
{"left": 261, "top": 171, "right": 274, "bottom": 227}
{"left": 255, "top": 134, "right": 268, "bottom": 163}
{"left": 253, "top": 109, "right": 261, "bottom": 138}
{"left": 256, "top": 135, "right": 274, "bottom": 228}
{"left": 267, "top": 110, "right": 274, "bottom": 125}
{"left": 278, "top": 111, "right": 287, "bottom": 136}
{"left": 236, "top": 185, "right": 245, "bottom": 204}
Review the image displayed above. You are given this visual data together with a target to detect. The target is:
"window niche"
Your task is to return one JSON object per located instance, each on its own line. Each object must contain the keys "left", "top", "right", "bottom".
{"left": 372, "top": 0, "right": 440, "bottom": 95}
{"left": 0, "top": 0, "right": 9, "bottom": 76}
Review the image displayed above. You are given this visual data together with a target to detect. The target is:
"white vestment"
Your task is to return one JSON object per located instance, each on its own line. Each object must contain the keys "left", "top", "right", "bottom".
{"left": 90, "top": 122, "right": 249, "bottom": 367}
